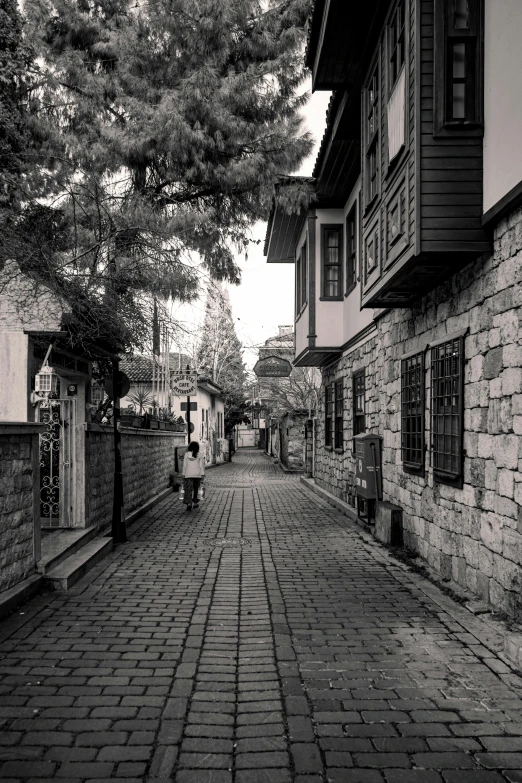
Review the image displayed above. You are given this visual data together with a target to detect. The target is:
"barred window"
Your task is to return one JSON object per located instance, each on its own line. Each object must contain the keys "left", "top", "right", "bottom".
{"left": 431, "top": 335, "right": 465, "bottom": 486}
{"left": 334, "top": 380, "right": 344, "bottom": 450}
{"left": 325, "top": 384, "right": 334, "bottom": 448}
{"left": 401, "top": 352, "right": 425, "bottom": 473}
{"left": 353, "top": 370, "right": 366, "bottom": 438}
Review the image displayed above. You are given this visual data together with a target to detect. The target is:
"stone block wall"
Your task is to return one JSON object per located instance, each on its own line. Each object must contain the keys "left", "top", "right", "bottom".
{"left": 315, "top": 204, "right": 522, "bottom": 618}
{"left": 0, "top": 427, "right": 40, "bottom": 594}
{"left": 316, "top": 332, "right": 380, "bottom": 506}
{"left": 85, "top": 426, "right": 185, "bottom": 530}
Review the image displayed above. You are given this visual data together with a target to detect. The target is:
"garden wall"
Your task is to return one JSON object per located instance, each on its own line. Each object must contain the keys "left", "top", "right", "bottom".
{"left": 0, "top": 424, "right": 42, "bottom": 594}
{"left": 85, "top": 425, "right": 185, "bottom": 530}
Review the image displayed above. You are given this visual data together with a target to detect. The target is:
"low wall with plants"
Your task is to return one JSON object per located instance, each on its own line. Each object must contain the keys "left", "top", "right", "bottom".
{"left": 85, "top": 425, "right": 185, "bottom": 530}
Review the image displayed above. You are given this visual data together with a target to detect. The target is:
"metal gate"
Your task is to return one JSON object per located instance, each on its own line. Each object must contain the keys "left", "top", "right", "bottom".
{"left": 39, "top": 399, "right": 75, "bottom": 528}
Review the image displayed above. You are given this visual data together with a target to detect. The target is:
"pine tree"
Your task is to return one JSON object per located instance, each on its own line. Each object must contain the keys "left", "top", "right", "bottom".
{"left": 0, "top": 0, "right": 314, "bottom": 352}
{"left": 0, "top": 0, "right": 31, "bottom": 207}
{"left": 197, "top": 282, "right": 249, "bottom": 434}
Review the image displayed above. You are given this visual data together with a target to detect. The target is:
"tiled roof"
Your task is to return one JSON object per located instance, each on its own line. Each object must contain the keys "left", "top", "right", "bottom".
{"left": 120, "top": 353, "right": 192, "bottom": 383}
{"left": 312, "top": 90, "right": 342, "bottom": 180}
{"left": 305, "top": 0, "right": 326, "bottom": 69}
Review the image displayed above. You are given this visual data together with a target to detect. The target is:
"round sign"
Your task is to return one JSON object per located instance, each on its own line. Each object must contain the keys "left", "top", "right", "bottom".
{"left": 105, "top": 371, "right": 130, "bottom": 399}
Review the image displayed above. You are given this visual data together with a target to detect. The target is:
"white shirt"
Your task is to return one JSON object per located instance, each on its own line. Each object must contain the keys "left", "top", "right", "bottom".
{"left": 182, "top": 453, "right": 205, "bottom": 478}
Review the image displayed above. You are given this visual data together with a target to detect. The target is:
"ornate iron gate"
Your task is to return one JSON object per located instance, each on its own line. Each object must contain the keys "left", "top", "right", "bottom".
{"left": 39, "top": 399, "right": 75, "bottom": 528}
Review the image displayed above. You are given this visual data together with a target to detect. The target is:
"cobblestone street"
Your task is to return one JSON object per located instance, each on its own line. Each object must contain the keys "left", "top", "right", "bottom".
{"left": 1, "top": 449, "right": 522, "bottom": 782}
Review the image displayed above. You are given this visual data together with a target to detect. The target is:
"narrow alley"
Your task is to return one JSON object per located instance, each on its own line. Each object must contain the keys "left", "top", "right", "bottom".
{"left": 1, "top": 450, "right": 521, "bottom": 783}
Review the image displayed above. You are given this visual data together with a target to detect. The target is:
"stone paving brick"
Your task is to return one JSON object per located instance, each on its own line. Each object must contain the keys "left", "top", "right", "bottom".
{"left": 0, "top": 451, "right": 521, "bottom": 782}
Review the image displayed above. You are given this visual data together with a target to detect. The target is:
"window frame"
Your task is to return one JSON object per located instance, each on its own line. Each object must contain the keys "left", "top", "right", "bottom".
{"left": 334, "top": 379, "right": 344, "bottom": 451}
{"left": 401, "top": 350, "right": 425, "bottom": 475}
{"left": 345, "top": 204, "right": 357, "bottom": 296}
{"left": 434, "top": 0, "right": 483, "bottom": 134}
{"left": 352, "top": 370, "right": 366, "bottom": 449}
{"left": 301, "top": 239, "right": 308, "bottom": 310}
{"left": 324, "top": 383, "right": 334, "bottom": 448}
{"left": 321, "top": 224, "right": 343, "bottom": 300}
{"left": 295, "top": 250, "right": 302, "bottom": 316}
{"left": 388, "top": 0, "right": 406, "bottom": 94}
{"left": 430, "top": 332, "right": 466, "bottom": 488}
{"left": 365, "top": 62, "right": 380, "bottom": 208}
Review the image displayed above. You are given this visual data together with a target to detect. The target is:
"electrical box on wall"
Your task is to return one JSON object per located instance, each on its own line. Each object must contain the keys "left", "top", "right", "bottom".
{"left": 354, "top": 433, "right": 383, "bottom": 501}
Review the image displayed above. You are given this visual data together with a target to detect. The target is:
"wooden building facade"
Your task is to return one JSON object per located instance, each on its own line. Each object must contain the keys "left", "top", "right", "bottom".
{"left": 265, "top": 0, "right": 522, "bottom": 618}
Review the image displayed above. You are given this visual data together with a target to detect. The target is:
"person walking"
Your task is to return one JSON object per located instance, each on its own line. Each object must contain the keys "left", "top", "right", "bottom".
{"left": 182, "top": 441, "right": 205, "bottom": 511}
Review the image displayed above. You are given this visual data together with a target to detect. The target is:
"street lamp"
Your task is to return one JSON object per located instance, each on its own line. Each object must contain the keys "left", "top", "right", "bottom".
{"left": 35, "top": 364, "right": 60, "bottom": 396}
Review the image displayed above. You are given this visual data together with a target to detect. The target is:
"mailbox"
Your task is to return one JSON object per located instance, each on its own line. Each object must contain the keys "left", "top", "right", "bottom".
{"left": 354, "top": 433, "right": 383, "bottom": 501}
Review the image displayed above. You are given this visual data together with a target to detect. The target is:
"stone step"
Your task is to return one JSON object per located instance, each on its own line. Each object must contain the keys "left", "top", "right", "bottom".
{"left": 44, "top": 537, "right": 113, "bottom": 591}
{"left": 38, "top": 528, "right": 98, "bottom": 575}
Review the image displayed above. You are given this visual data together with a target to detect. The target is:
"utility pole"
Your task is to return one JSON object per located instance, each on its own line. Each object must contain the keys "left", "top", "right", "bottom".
{"left": 186, "top": 364, "right": 191, "bottom": 444}
{"left": 111, "top": 358, "right": 127, "bottom": 543}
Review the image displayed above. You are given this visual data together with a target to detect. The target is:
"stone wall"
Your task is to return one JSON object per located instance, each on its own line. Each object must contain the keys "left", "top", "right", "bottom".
{"left": 316, "top": 331, "right": 380, "bottom": 505}
{"left": 280, "top": 412, "right": 308, "bottom": 471}
{"left": 85, "top": 426, "right": 185, "bottom": 530}
{"left": 0, "top": 425, "right": 41, "bottom": 594}
{"left": 315, "top": 204, "right": 522, "bottom": 618}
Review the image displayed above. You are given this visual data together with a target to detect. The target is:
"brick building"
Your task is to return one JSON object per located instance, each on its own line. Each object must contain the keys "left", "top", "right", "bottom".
{"left": 265, "top": 0, "right": 522, "bottom": 616}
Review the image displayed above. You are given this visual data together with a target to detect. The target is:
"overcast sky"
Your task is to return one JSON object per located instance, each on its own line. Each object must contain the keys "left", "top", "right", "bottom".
{"left": 173, "top": 82, "right": 331, "bottom": 370}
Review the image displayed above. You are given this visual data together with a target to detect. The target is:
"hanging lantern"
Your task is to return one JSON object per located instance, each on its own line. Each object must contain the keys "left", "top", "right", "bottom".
{"left": 35, "top": 364, "right": 59, "bottom": 395}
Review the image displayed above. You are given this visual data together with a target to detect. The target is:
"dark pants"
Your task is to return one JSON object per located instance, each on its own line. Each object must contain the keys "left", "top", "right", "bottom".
{"left": 183, "top": 478, "right": 200, "bottom": 505}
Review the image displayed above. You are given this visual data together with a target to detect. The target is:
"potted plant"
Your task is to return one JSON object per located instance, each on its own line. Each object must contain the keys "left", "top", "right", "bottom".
{"left": 120, "top": 407, "right": 136, "bottom": 428}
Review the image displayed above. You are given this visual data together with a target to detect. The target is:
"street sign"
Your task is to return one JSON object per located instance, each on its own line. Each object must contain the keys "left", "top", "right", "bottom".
{"left": 105, "top": 371, "right": 130, "bottom": 399}
{"left": 171, "top": 372, "right": 197, "bottom": 397}
{"left": 180, "top": 401, "right": 197, "bottom": 411}
{"left": 254, "top": 355, "right": 292, "bottom": 378}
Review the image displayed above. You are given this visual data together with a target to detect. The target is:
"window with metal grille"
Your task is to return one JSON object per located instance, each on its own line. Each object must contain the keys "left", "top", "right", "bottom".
{"left": 346, "top": 205, "right": 357, "bottom": 295}
{"left": 401, "top": 351, "right": 425, "bottom": 474}
{"left": 325, "top": 384, "right": 334, "bottom": 448}
{"left": 389, "top": 0, "right": 406, "bottom": 90}
{"left": 334, "top": 380, "right": 343, "bottom": 450}
{"left": 322, "top": 226, "right": 343, "bottom": 299}
{"left": 431, "top": 335, "right": 465, "bottom": 486}
{"left": 353, "top": 370, "right": 366, "bottom": 439}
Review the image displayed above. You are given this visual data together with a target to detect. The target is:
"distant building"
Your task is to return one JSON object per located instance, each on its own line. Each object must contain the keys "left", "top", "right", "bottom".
{"left": 120, "top": 355, "right": 227, "bottom": 465}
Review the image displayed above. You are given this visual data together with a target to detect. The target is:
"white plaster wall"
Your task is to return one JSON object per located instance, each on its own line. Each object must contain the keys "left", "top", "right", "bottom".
{"left": 315, "top": 208, "right": 345, "bottom": 348}
{"left": 483, "top": 0, "right": 522, "bottom": 213}
{"left": 0, "top": 332, "right": 29, "bottom": 421}
{"left": 295, "top": 306, "right": 309, "bottom": 356}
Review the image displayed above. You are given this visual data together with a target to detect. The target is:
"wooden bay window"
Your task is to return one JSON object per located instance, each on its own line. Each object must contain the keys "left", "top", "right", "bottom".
{"left": 434, "top": 0, "right": 483, "bottom": 132}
